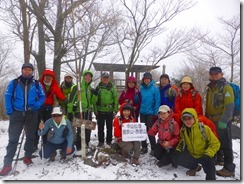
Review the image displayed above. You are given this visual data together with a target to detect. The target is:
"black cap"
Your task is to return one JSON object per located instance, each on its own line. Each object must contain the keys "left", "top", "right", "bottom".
{"left": 22, "top": 63, "right": 34, "bottom": 70}
{"left": 209, "top": 67, "right": 222, "bottom": 74}
{"left": 101, "top": 72, "right": 109, "bottom": 78}
{"left": 143, "top": 72, "right": 152, "bottom": 80}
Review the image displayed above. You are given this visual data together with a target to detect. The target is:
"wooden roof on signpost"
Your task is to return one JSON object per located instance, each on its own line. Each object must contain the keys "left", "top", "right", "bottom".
{"left": 93, "top": 63, "right": 160, "bottom": 72}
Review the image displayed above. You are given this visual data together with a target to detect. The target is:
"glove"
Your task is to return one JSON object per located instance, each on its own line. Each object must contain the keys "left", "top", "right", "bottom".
{"left": 27, "top": 105, "right": 38, "bottom": 112}
{"left": 67, "top": 113, "right": 73, "bottom": 121}
{"left": 218, "top": 121, "right": 227, "bottom": 129}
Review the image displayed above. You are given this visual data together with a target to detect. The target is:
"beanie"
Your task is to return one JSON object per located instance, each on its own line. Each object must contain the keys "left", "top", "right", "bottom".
{"left": 143, "top": 72, "right": 152, "bottom": 80}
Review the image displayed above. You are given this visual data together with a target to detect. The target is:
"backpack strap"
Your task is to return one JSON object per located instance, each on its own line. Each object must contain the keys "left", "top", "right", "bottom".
{"left": 199, "top": 122, "right": 207, "bottom": 141}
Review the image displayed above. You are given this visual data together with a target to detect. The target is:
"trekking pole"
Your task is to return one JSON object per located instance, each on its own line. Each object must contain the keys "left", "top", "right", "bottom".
{"left": 11, "top": 127, "right": 25, "bottom": 175}
{"left": 41, "top": 129, "right": 45, "bottom": 174}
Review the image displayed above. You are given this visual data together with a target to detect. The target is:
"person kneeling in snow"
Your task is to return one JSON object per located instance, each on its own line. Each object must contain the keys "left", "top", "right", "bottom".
{"left": 148, "top": 105, "right": 180, "bottom": 168}
{"left": 113, "top": 103, "right": 141, "bottom": 165}
{"left": 38, "top": 107, "right": 75, "bottom": 161}
{"left": 171, "top": 108, "right": 220, "bottom": 180}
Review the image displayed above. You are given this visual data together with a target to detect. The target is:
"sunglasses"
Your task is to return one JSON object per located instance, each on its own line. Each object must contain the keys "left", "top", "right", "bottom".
{"left": 52, "top": 114, "right": 62, "bottom": 118}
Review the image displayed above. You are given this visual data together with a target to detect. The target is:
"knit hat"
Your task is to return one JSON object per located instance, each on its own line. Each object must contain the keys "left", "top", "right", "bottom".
{"left": 181, "top": 112, "right": 193, "bottom": 119}
{"left": 143, "top": 72, "right": 152, "bottom": 80}
{"left": 22, "top": 63, "right": 34, "bottom": 70}
{"left": 209, "top": 67, "right": 222, "bottom": 74}
{"left": 101, "top": 72, "right": 110, "bottom": 78}
{"left": 64, "top": 73, "right": 73, "bottom": 78}
{"left": 122, "top": 104, "right": 133, "bottom": 112}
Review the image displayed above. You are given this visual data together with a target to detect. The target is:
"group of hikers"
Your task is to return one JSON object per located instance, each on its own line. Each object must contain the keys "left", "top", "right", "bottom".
{"left": 0, "top": 63, "right": 237, "bottom": 180}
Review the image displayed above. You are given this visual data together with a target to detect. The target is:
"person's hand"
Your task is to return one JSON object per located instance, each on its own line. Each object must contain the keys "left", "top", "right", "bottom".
{"left": 39, "top": 121, "right": 45, "bottom": 130}
{"left": 218, "top": 121, "right": 227, "bottom": 129}
{"left": 66, "top": 147, "right": 72, "bottom": 154}
{"left": 162, "top": 141, "right": 169, "bottom": 149}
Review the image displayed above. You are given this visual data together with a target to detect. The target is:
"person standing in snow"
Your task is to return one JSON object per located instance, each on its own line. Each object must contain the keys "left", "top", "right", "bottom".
{"left": 67, "top": 70, "right": 95, "bottom": 150}
{"left": 113, "top": 103, "right": 141, "bottom": 165}
{"left": 171, "top": 108, "right": 220, "bottom": 180}
{"left": 139, "top": 72, "right": 161, "bottom": 155}
{"left": 38, "top": 107, "right": 75, "bottom": 161}
{"left": 0, "top": 63, "right": 45, "bottom": 176}
{"left": 205, "top": 66, "right": 236, "bottom": 177}
{"left": 118, "top": 76, "right": 141, "bottom": 121}
{"left": 93, "top": 72, "right": 118, "bottom": 147}
{"left": 148, "top": 105, "right": 180, "bottom": 168}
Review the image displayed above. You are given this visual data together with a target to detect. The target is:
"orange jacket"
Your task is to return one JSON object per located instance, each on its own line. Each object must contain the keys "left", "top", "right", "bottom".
{"left": 174, "top": 88, "right": 203, "bottom": 127}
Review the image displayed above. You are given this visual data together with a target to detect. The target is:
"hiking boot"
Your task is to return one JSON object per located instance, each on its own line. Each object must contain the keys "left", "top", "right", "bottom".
{"left": 60, "top": 151, "right": 66, "bottom": 160}
{"left": 0, "top": 165, "right": 12, "bottom": 176}
{"left": 172, "top": 162, "right": 178, "bottom": 168}
{"left": 141, "top": 147, "right": 148, "bottom": 154}
{"left": 107, "top": 142, "right": 112, "bottom": 146}
{"left": 156, "top": 161, "right": 164, "bottom": 168}
{"left": 131, "top": 158, "right": 139, "bottom": 165}
{"left": 118, "top": 150, "right": 129, "bottom": 158}
{"left": 23, "top": 157, "right": 33, "bottom": 165}
{"left": 97, "top": 142, "right": 104, "bottom": 147}
{"left": 215, "top": 161, "right": 224, "bottom": 166}
{"left": 186, "top": 164, "right": 202, "bottom": 176}
{"left": 49, "top": 151, "right": 57, "bottom": 162}
{"left": 150, "top": 150, "right": 154, "bottom": 156}
{"left": 216, "top": 168, "right": 235, "bottom": 177}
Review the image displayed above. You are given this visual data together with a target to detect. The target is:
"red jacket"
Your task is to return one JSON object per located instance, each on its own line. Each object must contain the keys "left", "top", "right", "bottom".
{"left": 174, "top": 88, "right": 203, "bottom": 127}
{"left": 40, "top": 69, "right": 66, "bottom": 106}
{"left": 113, "top": 103, "right": 136, "bottom": 142}
{"left": 148, "top": 112, "right": 180, "bottom": 149}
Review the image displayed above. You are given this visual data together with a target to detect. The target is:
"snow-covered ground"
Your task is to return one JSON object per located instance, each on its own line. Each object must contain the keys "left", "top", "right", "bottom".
{"left": 0, "top": 120, "right": 241, "bottom": 181}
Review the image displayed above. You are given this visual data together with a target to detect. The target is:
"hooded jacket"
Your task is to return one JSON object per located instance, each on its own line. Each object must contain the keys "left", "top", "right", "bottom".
{"left": 40, "top": 69, "right": 66, "bottom": 106}
{"left": 67, "top": 70, "right": 95, "bottom": 113}
{"left": 113, "top": 103, "right": 136, "bottom": 142}
{"left": 176, "top": 108, "right": 220, "bottom": 158}
{"left": 118, "top": 76, "right": 141, "bottom": 116}
{"left": 139, "top": 79, "right": 160, "bottom": 115}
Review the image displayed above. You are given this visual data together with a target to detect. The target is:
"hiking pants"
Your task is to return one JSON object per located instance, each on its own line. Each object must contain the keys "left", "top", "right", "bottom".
{"left": 216, "top": 121, "right": 236, "bottom": 172}
{"left": 118, "top": 141, "right": 141, "bottom": 159}
{"left": 171, "top": 149, "right": 216, "bottom": 180}
{"left": 39, "top": 141, "right": 75, "bottom": 159}
{"left": 154, "top": 143, "right": 174, "bottom": 166}
{"left": 4, "top": 110, "right": 38, "bottom": 166}
{"left": 74, "top": 111, "right": 92, "bottom": 149}
{"left": 97, "top": 111, "right": 113, "bottom": 144}
{"left": 140, "top": 114, "right": 156, "bottom": 151}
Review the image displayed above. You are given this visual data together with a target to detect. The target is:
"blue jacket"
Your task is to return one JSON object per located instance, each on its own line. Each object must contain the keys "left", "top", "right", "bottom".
{"left": 140, "top": 80, "right": 161, "bottom": 115}
{"left": 38, "top": 117, "right": 74, "bottom": 149}
{"left": 5, "top": 78, "right": 46, "bottom": 115}
{"left": 159, "top": 84, "right": 176, "bottom": 109}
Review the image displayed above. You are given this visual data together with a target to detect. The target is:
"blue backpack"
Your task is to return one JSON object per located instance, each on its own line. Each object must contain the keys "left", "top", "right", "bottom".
{"left": 228, "top": 82, "right": 241, "bottom": 117}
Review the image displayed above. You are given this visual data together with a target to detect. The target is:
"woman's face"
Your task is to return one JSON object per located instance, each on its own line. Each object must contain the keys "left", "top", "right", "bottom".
{"left": 181, "top": 82, "right": 191, "bottom": 91}
{"left": 182, "top": 116, "right": 195, "bottom": 128}
{"left": 127, "top": 81, "right": 135, "bottom": 88}
{"left": 158, "top": 111, "right": 170, "bottom": 120}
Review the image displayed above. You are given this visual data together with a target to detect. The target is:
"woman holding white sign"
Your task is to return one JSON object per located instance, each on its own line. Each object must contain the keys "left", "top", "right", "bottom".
{"left": 148, "top": 105, "right": 180, "bottom": 168}
{"left": 113, "top": 103, "right": 141, "bottom": 166}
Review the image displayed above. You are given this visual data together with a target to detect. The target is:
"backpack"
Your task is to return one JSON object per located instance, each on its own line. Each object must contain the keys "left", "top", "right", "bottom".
{"left": 220, "top": 82, "right": 240, "bottom": 117}
{"left": 13, "top": 78, "right": 39, "bottom": 98}
{"left": 156, "top": 118, "right": 175, "bottom": 134}
{"left": 168, "top": 84, "right": 179, "bottom": 96}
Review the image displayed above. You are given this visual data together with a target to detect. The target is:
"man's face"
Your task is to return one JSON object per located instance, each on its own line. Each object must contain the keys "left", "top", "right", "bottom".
{"left": 143, "top": 78, "right": 151, "bottom": 85}
{"left": 52, "top": 114, "right": 63, "bottom": 124}
{"left": 44, "top": 74, "right": 53, "bottom": 83}
{"left": 101, "top": 76, "right": 109, "bottom": 84}
{"left": 209, "top": 72, "right": 223, "bottom": 81}
{"left": 22, "top": 67, "right": 33, "bottom": 77}
{"left": 65, "top": 76, "right": 73, "bottom": 82}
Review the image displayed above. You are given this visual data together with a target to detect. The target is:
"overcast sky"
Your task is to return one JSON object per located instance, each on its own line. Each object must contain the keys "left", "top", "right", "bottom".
{"left": 161, "top": 0, "right": 240, "bottom": 76}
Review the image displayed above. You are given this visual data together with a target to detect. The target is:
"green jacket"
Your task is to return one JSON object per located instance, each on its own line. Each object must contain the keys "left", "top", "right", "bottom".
{"left": 67, "top": 70, "right": 95, "bottom": 114}
{"left": 93, "top": 81, "right": 118, "bottom": 113}
{"left": 176, "top": 108, "right": 220, "bottom": 158}
{"left": 60, "top": 81, "right": 76, "bottom": 99}
{"left": 205, "top": 77, "right": 234, "bottom": 124}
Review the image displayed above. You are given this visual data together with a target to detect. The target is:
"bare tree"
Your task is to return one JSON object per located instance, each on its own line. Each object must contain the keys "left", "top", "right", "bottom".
{"left": 111, "top": 0, "right": 196, "bottom": 77}
{"left": 188, "top": 15, "right": 240, "bottom": 83}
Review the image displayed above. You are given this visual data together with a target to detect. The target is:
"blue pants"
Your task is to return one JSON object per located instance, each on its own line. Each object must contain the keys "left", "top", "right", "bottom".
{"left": 39, "top": 141, "right": 75, "bottom": 159}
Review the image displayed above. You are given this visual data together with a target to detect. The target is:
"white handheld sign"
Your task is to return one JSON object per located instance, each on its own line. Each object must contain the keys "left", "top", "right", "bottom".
{"left": 122, "top": 123, "right": 147, "bottom": 141}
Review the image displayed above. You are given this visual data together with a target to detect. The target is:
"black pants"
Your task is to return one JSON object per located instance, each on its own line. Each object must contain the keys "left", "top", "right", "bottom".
{"left": 97, "top": 111, "right": 113, "bottom": 144}
{"left": 4, "top": 110, "right": 38, "bottom": 166}
{"left": 140, "top": 114, "right": 156, "bottom": 150}
{"left": 171, "top": 149, "right": 216, "bottom": 180}
{"left": 74, "top": 111, "right": 92, "bottom": 149}
{"left": 154, "top": 143, "right": 174, "bottom": 166}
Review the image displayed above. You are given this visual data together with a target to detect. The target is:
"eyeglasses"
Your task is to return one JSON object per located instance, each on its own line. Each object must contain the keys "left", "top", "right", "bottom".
{"left": 52, "top": 114, "right": 62, "bottom": 118}
{"left": 182, "top": 117, "right": 193, "bottom": 122}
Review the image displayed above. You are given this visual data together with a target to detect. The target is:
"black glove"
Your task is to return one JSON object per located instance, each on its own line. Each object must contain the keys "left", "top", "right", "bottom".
{"left": 90, "top": 88, "right": 98, "bottom": 95}
{"left": 67, "top": 113, "right": 73, "bottom": 121}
